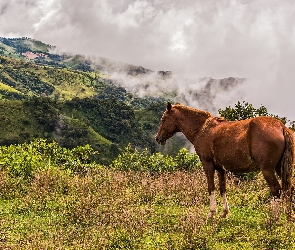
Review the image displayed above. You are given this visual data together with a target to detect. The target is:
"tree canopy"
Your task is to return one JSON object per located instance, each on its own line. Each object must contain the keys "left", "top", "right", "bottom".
{"left": 218, "top": 101, "right": 293, "bottom": 129}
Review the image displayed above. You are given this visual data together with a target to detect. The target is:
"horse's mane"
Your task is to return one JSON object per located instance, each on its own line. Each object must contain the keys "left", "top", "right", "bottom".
{"left": 173, "top": 104, "right": 212, "bottom": 119}
{"left": 214, "top": 117, "right": 228, "bottom": 122}
{"left": 173, "top": 104, "right": 229, "bottom": 129}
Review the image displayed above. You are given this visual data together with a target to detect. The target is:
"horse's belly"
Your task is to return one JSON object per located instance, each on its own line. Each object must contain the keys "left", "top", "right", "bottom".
{"left": 221, "top": 156, "right": 258, "bottom": 173}
{"left": 212, "top": 136, "right": 257, "bottom": 172}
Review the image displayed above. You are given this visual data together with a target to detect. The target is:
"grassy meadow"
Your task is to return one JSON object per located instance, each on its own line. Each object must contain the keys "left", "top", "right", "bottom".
{"left": 1, "top": 141, "right": 295, "bottom": 249}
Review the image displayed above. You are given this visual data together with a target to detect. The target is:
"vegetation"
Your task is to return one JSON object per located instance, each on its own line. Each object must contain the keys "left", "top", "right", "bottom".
{"left": 111, "top": 144, "right": 201, "bottom": 172}
{"left": 0, "top": 37, "right": 181, "bottom": 162}
{"left": 0, "top": 95, "right": 174, "bottom": 164}
{"left": 0, "top": 139, "right": 97, "bottom": 178}
{"left": 218, "top": 100, "right": 291, "bottom": 127}
{"left": 0, "top": 55, "right": 101, "bottom": 100}
{"left": 1, "top": 140, "right": 295, "bottom": 249}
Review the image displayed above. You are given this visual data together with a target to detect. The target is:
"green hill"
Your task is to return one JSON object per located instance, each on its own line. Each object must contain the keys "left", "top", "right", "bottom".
{"left": 0, "top": 37, "right": 189, "bottom": 163}
{"left": 0, "top": 55, "right": 112, "bottom": 100}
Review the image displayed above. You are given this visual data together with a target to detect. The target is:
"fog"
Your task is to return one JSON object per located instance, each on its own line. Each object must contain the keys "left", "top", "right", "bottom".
{"left": 0, "top": 0, "right": 295, "bottom": 119}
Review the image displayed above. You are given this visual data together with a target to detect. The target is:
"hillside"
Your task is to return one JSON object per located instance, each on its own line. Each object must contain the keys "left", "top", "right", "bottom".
{"left": 0, "top": 38, "right": 190, "bottom": 163}
{"left": 0, "top": 37, "right": 173, "bottom": 105}
{"left": 0, "top": 37, "right": 156, "bottom": 78}
{"left": 0, "top": 91, "right": 174, "bottom": 164}
{"left": 0, "top": 37, "right": 97, "bottom": 71}
{"left": 0, "top": 37, "right": 244, "bottom": 163}
{"left": 0, "top": 37, "right": 243, "bottom": 107}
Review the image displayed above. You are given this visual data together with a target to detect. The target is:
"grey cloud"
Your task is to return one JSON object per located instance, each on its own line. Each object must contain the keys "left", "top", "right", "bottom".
{"left": 0, "top": 3, "right": 8, "bottom": 15}
{"left": 0, "top": 0, "right": 295, "bottom": 120}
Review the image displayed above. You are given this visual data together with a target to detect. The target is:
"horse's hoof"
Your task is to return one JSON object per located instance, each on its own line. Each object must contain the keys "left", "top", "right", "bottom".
{"left": 287, "top": 214, "right": 295, "bottom": 222}
{"left": 207, "top": 211, "right": 216, "bottom": 220}
{"left": 220, "top": 212, "right": 230, "bottom": 218}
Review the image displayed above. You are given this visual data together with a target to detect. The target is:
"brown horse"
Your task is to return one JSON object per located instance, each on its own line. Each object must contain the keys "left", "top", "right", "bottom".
{"left": 155, "top": 102, "right": 294, "bottom": 219}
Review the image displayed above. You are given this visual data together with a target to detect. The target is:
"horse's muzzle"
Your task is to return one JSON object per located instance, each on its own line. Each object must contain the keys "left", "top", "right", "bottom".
{"left": 155, "top": 135, "right": 166, "bottom": 145}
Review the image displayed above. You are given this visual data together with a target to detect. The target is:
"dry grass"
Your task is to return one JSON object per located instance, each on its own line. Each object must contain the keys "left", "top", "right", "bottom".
{"left": 1, "top": 167, "right": 295, "bottom": 249}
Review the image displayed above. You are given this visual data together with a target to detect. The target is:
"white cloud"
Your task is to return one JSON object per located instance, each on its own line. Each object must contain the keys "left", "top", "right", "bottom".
{"left": 0, "top": 0, "right": 295, "bottom": 119}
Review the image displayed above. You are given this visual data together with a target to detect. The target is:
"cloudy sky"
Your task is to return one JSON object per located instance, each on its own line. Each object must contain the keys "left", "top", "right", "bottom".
{"left": 1, "top": 0, "right": 295, "bottom": 119}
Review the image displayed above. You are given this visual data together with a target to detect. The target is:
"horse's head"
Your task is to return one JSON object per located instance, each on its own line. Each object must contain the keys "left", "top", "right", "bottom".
{"left": 155, "top": 102, "right": 180, "bottom": 145}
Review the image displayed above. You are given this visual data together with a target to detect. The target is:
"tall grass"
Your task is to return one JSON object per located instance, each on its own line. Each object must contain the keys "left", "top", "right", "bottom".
{"left": 0, "top": 142, "right": 295, "bottom": 249}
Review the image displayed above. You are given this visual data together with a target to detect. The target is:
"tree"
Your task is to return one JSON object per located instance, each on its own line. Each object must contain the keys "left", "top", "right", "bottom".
{"left": 218, "top": 101, "right": 288, "bottom": 126}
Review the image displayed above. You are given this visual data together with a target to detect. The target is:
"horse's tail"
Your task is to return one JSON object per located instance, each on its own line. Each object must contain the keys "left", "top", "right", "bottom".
{"left": 281, "top": 128, "right": 294, "bottom": 195}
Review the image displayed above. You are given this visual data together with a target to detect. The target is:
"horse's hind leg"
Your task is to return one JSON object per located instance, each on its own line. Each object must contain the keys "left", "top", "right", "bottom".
{"left": 261, "top": 168, "right": 282, "bottom": 220}
{"left": 217, "top": 167, "right": 230, "bottom": 218}
{"left": 261, "top": 168, "right": 281, "bottom": 198}
{"left": 275, "top": 163, "right": 294, "bottom": 220}
{"left": 275, "top": 162, "right": 282, "bottom": 179}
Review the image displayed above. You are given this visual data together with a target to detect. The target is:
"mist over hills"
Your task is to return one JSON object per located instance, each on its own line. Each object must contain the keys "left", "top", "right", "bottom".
{"left": 0, "top": 37, "right": 244, "bottom": 162}
{"left": 0, "top": 37, "right": 244, "bottom": 111}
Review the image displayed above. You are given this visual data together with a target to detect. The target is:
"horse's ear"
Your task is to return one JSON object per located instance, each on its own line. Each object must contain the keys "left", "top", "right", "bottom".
{"left": 167, "top": 102, "right": 172, "bottom": 112}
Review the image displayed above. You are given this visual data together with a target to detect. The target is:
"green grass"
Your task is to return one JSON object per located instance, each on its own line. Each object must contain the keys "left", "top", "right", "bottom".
{"left": 0, "top": 55, "right": 107, "bottom": 100}
{"left": 0, "top": 100, "right": 46, "bottom": 141}
{"left": 87, "top": 126, "right": 112, "bottom": 146}
{"left": 0, "top": 81, "right": 20, "bottom": 93}
{"left": 1, "top": 166, "right": 295, "bottom": 249}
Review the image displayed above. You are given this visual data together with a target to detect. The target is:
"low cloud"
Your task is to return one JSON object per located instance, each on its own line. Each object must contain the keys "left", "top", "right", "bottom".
{"left": 0, "top": 0, "right": 295, "bottom": 119}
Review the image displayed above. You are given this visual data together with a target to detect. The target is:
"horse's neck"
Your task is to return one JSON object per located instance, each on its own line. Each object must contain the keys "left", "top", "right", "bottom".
{"left": 176, "top": 107, "right": 211, "bottom": 143}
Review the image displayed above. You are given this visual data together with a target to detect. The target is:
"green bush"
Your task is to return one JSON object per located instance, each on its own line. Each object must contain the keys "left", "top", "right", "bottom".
{"left": 174, "top": 148, "right": 202, "bottom": 171}
{"left": 111, "top": 144, "right": 201, "bottom": 172}
{"left": 147, "top": 152, "right": 177, "bottom": 172}
{"left": 0, "top": 139, "right": 98, "bottom": 178}
{"left": 111, "top": 144, "right": 150, "bottom": 171}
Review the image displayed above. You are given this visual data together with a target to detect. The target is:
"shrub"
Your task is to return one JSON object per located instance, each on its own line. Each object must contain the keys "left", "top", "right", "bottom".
{"left": 111, "top": 144, "right": 201, "bottom": 172}
{"left": 111, "top": 144, "right": 150, "bottom": 171}
{"left": 0, "top": 139, "right": 98, "bottom": 178}
{"left": 174, "top": 148, "right": 201, "bottom": 171}
{"left": 147, "top": 152, "right": 177, "bottom": 172}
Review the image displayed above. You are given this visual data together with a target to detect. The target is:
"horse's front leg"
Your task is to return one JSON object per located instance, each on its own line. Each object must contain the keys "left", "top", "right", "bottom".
{"left": 217, "top": 168, "right": 230, "bottom": 218}
{"left": 204, "top": 163, "right": 217, "bottom": 219}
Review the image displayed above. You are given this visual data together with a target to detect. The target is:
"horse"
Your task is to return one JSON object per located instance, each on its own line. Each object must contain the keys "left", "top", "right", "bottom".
{"left": 155, "top": 102, "right": 294, "bottom": 220}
